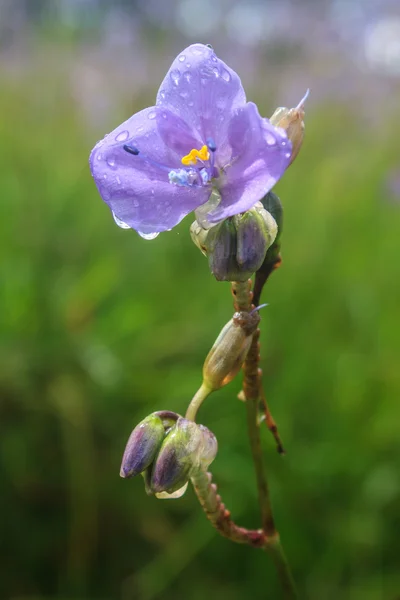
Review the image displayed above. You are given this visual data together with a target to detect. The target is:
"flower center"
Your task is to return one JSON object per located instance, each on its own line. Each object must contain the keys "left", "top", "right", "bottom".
{"left": 122, "top": 138, "right": 218, "bottom": 190}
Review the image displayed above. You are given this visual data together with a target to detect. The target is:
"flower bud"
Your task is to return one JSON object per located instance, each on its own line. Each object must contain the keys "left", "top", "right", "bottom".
{"left": 120, "top": 413, "right": 168, "bottom": 478}
{"left": 203, "top": 309, "right": 260, "bottom": 390}
{"left": 148, "top": 418, "right": 217, "bottom": 496}
{"left": 190, "top": 203, "right": 277, "bottom": 282}
{"left": 270, "top": 89, "right": 309, "bottom": 165}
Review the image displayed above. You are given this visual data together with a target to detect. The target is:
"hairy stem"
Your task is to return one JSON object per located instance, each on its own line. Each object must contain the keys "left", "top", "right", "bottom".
{"left": 238, "top": 278, "right": 297, "bottom": 599}
{"left": 190, "top": 468, "right": 265, "bottom": 547}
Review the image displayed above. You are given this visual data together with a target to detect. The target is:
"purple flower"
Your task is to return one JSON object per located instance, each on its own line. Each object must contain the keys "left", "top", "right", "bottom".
{"left": 89, "top": 44, "right": 292, "bottom": 236}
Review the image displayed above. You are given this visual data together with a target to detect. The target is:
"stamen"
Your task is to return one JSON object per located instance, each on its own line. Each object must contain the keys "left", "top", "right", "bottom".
{"left": 123, "top": 144, "right": 140, "bottom": 155}
{"left": 206, "top": 138, "right": 216, "bottom": 152}
{"left": 296, "top": 89, "right": 310, "bottom": 110}
{"left": 123, "top": 143, "right": 171, "bottom": 172}
{"left": 181, "top": 145, "right": 210, "bottom": 166}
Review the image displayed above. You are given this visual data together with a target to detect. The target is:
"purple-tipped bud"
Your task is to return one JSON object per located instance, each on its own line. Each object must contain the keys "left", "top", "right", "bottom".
{"left": 190, "top": 203, "right": 277, "bottom": 282}
{"left": 149, "top": 418, "right": 217, "bottom": 495}
{"left": 120, "top": 414, "right": 165, "bottom": 478}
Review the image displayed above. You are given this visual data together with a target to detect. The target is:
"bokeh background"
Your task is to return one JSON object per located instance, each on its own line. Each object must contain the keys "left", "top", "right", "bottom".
{"left": 1, "top": 0, "right": 400, "bottom": 599}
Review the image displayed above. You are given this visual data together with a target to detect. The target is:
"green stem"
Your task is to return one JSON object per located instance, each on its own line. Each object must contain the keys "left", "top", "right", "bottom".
{"left": 238, "top": 279, "right": 297, "bottom": 599}
{"left": 185, "top": 382, "right": 212, "bottom": 421}
{"left": 266, "top": 535, "right": 298, "bottom": 600}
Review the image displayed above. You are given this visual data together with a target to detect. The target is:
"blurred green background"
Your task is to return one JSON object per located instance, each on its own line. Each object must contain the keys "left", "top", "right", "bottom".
{"left": 1, "top": 1, "right": 400, "bottom": 599}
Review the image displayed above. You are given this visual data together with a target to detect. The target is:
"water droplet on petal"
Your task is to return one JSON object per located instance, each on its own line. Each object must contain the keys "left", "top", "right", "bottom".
{"left": 150, "top": 188, "right": 155, "bottom": 195}
{"left": 212, "top": 68, "right": 219, "bottom": 77}
{"left": 116, "top": 176, "right": 121, "bottom": 184}
{"left": 148, "top": 111, "right": 156, "bottom": 120}
{"left": 186, "top": 62, "right": 191, "bottom": 68}
{"left": 211, "top": 55, "right": 218, "bottom": 63}
{"left": 170, "top": 69, "right": 181, "bottom": 86}
{"left": 138, "top": 231, "right": 159, "bottom": 240}
{"left": 285, "top": 151, "right": 291, "bottom": 159}
{"left": 107, "top": 158, "right": 116, "bottom": 168}
{"left": 159, "top": 91, "right": 166, "bottom": 99}
{"left": 179, "top": 91, "right": 189, "bottom": 99}
{"left": 137, "top": 126, "right": 144, "bottom": 132}
{"left": 183, "top": 71, "right": 192, "bottom": 83}
{"left": 97, "top": 153, "right": 102, "bottom": 160}
{"left": 266, "top": 133, "right": 276, "bottom": 146}
{"left": 221, "top": 69, "right": 231, "bottom": 82}
{"left": 191, "top": 47, "right": 203, "bottom": 56}
{"left": 179, "top": 54, "right": 185, "bottom": 62}
{"left": 116, "top": 130, "right": 129, "bottom": 142}
{"left": 112, "top": 211, "right": 131, "bottom": 229}
{"left": 103, "top": 174, "right": 107, "bottom": 179}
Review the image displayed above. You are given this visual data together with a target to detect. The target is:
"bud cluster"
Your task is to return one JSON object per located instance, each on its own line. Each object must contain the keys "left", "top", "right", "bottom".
{"left": 191, "top": 202, "right": 277, "bottom": 282}
{"left": 120, "top": 411, "right": 217, "bottom": 499}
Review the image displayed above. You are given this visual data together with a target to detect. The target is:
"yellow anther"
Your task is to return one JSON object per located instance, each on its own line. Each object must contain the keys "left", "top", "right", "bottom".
{"left": 181, "top": 145, "right": 210, "bottom": 166}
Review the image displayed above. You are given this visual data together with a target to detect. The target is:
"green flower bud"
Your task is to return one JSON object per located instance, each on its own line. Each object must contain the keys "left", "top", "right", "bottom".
{"left": 190, "top": 203, "right": 277, "bottom": 282}
{"left": 203, "top": 309, "right": 261, "bottom": 391}
{"left": 148, "top": 418, "right": 217, "bottom": 496}
{"left": 120, "top": 411, "right": 179, "bottom": 478}
{"left": 270, "top": 89, "right": 309, "bottom": 166}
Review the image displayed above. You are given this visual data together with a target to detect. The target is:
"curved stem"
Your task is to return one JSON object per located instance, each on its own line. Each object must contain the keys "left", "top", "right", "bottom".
{"left": 185, "top": 383, "right": 212, "bottom": 422}
{"left": 190, "top": 468, "right": 265, "bottom": 547}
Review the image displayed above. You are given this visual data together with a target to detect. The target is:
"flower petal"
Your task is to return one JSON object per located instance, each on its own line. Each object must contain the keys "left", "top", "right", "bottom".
{"left": 156, "top": 44, "right": 246, "bottom": 153}
{"left": 89, "top": 107, "right": 210, "bottom": 233}
{"left": 207, "top": 103, "right": 291, "bottom": 223}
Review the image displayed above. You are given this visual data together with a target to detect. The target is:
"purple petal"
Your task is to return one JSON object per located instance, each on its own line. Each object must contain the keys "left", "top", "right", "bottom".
{"left": 208, "top": 103, "right": 291, "bottom": 223}
{"left": 156, "top": 44, "right": 246, "bottom": 154}
{"left": 89, "top": 107, "right": 210, "bottom": 233}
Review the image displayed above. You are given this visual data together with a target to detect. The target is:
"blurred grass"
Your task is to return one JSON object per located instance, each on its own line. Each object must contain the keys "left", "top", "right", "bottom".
{"left": 0, "top": 59, "right": 400, "bottom": 600}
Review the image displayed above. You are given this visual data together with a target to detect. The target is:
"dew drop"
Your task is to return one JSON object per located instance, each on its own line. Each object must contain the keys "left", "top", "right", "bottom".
{"left": 179, "top": 91, "right": 189, "bottom": 99}
{"left": 281, "top": 140, "right": 287, "bottom": 146}
{"left": 212, "top": 67, "right": 219, "bottom": 77}
{"left": 211, "top": 55, "right": 218, "bottom": 63}
{"left": 170, "top": 69, "right": 181, "bottom": 86}
{"left": 285, "top": 151, "right": 291, "bottom": 159}
{"left": 150, "top": 188, "right": 155, "bottom": 196}
{"left": 183, "top": 71, "right": 192, "bottom": 83}
{"left": 191, "top": 47, "right": 203, "bottom": 56}
{"left": 266, "top": 133, "right": 276, "bottom": 146}
{"left": 116, "top": 176, "right": 121, "bottom": 184}
{"left": 103, "top": 174, "right": 107, "bottom": 179}
{"left": 221, "top": 69, "right": 231, "bottom": 82}
{"left": 148, "top": 111, "right": 156, "bottom": 120}
{"left": 162, "top": 112, "right": 168, "bottom": 119}
{"left": 138, "top": 231, "right": 159, "bottom": 240}
{"left": 107, "top": 158, "right": 116, "bottom": 167}
{"left": 178, "top": 54, "right": 185, "bottom": 62}
{"left": 116, "top": 130, "right": 129, "bottom": 142}
{"left": 159, "top": 90, "right": 166, "bottom": 99}
{"left": 112, "top": 211, "right": 131, "bottom": 229}
{"left": 97, "top": 153, "right": 102, "bottom": 161}
{"left": 137, "top": 126, "right": 144, "bottom": 132}
{"left": 186, "top": 62, "right": 191, "bottom": 68}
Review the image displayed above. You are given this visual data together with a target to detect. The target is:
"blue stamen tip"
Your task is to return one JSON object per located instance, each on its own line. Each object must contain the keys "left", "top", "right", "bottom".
{"left": 206, "top": 138, "right": 216, "bottom": 152}
{"left": 123, "top": 144, "right": 140, "bottom": 156}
